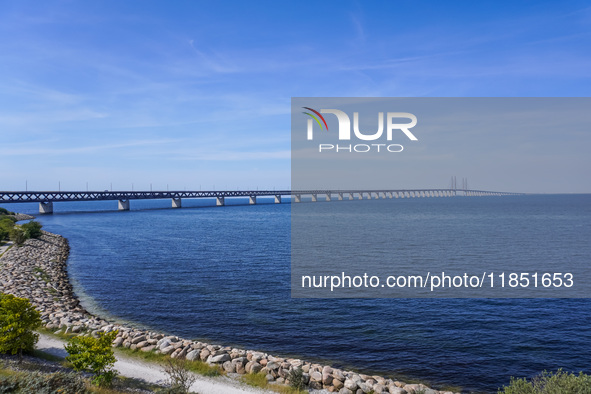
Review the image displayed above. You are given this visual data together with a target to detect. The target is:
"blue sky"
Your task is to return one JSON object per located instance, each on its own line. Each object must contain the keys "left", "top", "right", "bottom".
{"left": 1, "top": 1, "right": 590, "bottom": 192}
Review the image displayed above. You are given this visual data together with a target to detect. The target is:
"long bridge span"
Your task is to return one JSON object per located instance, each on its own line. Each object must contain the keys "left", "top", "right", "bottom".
{"left": 0, "top": 189, "right": 523, "bottom": 214}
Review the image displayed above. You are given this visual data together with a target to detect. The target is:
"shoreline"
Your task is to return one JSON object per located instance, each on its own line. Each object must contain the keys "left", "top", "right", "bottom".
{"left": 0, "top": 230, "right": 458, "bottom": 394}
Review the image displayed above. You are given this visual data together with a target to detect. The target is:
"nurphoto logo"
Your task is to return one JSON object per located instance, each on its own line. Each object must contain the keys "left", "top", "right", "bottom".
{"left": 302, "top": 107, "right": 418, "bottom": 153}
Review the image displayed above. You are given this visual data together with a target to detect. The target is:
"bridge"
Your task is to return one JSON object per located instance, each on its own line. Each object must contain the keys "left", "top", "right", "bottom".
{"left": 0, "top": 189, "right": 523, "bottom": 214}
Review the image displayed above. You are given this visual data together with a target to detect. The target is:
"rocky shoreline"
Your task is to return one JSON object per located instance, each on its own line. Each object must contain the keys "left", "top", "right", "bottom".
{"left": 0, "top": 231, "right": 458, "bottom": 394}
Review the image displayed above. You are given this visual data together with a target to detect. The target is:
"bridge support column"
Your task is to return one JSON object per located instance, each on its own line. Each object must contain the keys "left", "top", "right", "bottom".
{"left": 311, "top": 194, "right": 317, "bottom": 202}
{"left": 249, "top": 196, "right": 257, "bottom": 205}
{"left": 118, "top": 200, "right": 130, "bottom": 211}
{"left": 349, "top": 193, "right": 354, "bottom": 200}
{"left": 172, "top": 198, "right": 182, "bottom": 208}
{"left": 387, "top": 192, "right": 393, "bottom": 199}
{"left": 338, "top": 193, "right": 343, "bottom": 201}
{"left": 39, "top": 201, "right": 53, "bottom": 214}
{"left": 216, "top": 196, "right": 225, "bottom": 206}
{"left": 325, "top": 194, "right": 331, "bottom": 202}
{"left": 274, "top": 195, "right": 282, "bottom": 203}
{"left": 294, "top": 194, "right": 301, "bottom": 203}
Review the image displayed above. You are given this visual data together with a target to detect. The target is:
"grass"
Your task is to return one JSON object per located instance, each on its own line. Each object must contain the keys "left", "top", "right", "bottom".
{"left": 116, "top": 346, "right": 223, "bottom": 377}
{"left": 241, "top": 372, "right": 308, "bottom": 394}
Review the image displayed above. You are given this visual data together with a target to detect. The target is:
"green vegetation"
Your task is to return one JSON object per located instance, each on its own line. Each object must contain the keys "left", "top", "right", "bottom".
{"left": 0, "top": 217, "right": 16, "bottom": 242}
{"left": 0, "top": 363, "right": 176, "bottom": 394}
{"left": 0, "top": 293, "right": 42, "bottom": 359}
{"left": 0, "top": 369, "right": 87, "bottom": 393}
{"left": 116, "top": 346, "right": 222, "bottom": 377}
{"left": 8, "top": 227, "right": 26, "bottom": 246}
{"left": 241, "top": 372, "right": 308, "bottom": 394}
{"left": 21, "top": 221, "right": 43, "bottom": 239}
{"left": 65, "top": 331, "right": 118, "bottom": 387}
{"left": 499, "top": 369, "right": 591, "bottom": 394}
{"left": 0, "top": 208, "right": 15, "bottom": 216}
{"left": 0, "top": 217, "right": 42, "bottom": 246}
{"left": 287, "top": 367, "right": 306, "bottom": 390}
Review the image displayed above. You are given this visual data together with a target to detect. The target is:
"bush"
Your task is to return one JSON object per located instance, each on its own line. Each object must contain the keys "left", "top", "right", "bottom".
{"left": 499, "top": 369, "right": 591, "bottom": 394}
{"left": 0, "top": 218, "right": 15, "bottom": 241}
{"left": 0, "top": 228, "right": 8, "bottom": 242}
{"left": 0, "top": 370, "right": 88, "bottom": 393}
{"left": 288, "top": 367, "right": 306, "bottom": 390}
{"left": 0, "top": 294, "right": 41, "bottom": 358}
{"left": 8, "top": 227, "right": 26, "bottom": 246}
{"left": 162, "top": 358, "right": 197, "bottom": 394}
{"left": 21, "top": 221, "right": 42, "bottom": 239}
{"left": 0, "top": 208, "right": 14, "bottom": 216}
{"left": 65, "top": 330, "right": 118, "bottom": 387}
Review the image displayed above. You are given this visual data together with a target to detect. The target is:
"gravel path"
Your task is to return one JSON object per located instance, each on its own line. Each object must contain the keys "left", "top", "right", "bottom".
{"left": 37, "top": 333, "right": 272, "bottom": 394}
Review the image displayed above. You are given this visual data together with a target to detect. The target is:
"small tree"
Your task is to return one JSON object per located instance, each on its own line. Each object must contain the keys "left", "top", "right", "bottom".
{"left": 162, "top": 358, "right": 197, "bottom": 393}
{"left": 21, "top": 221, "right": 43, "bottom": 239}
{"left": 0, "top": 293, "right": 41, "bottom": 359}
{"left": 288, "top": 367, "right": 306, "bottom": 390}
{"left": 9, "top": 227, "right": 26, "bottom": 246}
{"left": 65, "top": 330, "right": 118, "bottom": 387}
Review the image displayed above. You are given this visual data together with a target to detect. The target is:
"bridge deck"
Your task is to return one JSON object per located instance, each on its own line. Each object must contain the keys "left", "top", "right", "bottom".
{"left": 0, "top": 189, "right": 522, "bottom": 203}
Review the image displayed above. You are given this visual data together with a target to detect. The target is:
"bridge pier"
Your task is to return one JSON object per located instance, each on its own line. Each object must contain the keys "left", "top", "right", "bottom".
{"left": 172, "top": 198, "right": 182, "bottom": 208}
{"left": 39, "top": 201, "right": 53, "bottom": 214}
{"left": 311, "top": 194, "right": 317, "bottom": 202}
{"left": 325, "top": 194, "right": 331, "bottom": 202}
{"left": 349, "top": 193, "right": 354, "bottom": 200}
{"left": 118, "top": 200, "right": 130, "bottom": 210}
{"left": 216, "top": 196, "right": 225, "bottom": 206}
{"left": 274, "top": 195, "right": 282, "bottom": 204}
{"left": 294, "top": 194, "right": 301, "bottom": 203}
{"left": 338, "top": 192, "right": 343, "bottom": 201}
{"left": 249, "top": 196, "right": 257, "bottom": 205}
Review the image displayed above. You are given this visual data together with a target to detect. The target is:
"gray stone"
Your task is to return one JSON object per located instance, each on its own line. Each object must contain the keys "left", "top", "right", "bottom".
{"left": 131, "top": 335, "right": 146, "bottom": 344}
{"left": 310, "top": 371, "right": 322, "bottom": 382}
{"left": 135, "top": 341, "right": 148, "bottom": 348}
{"left": 358, "top": 382, "right": 372, "bottom": 393}
{"left": 344, "top": 378, "right": 359, "bottom": 391}
{"left": 161, "top": 345, "right": 175, "bottom": 355}
{"left": 223, "top": 361, "right": 235, "bottom": 373}
{"left": 250, "top": 362, "right": 262, "bottom": 374}
{"left": 388, "top": 387, "right": 407, "bottom": 394}
{"left": 209, "top": 353, "right": 231, "bottom": 364}
{"left": 186, "top": 350, "right": 200, "bottom": 361}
